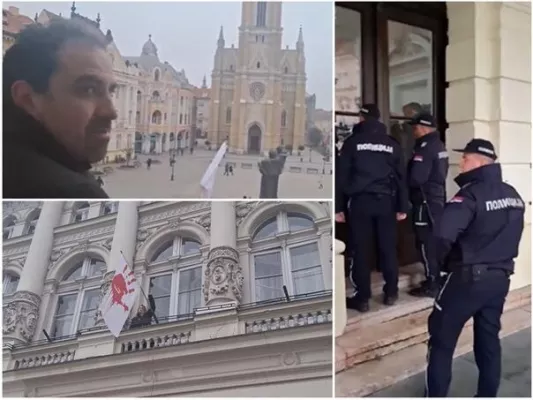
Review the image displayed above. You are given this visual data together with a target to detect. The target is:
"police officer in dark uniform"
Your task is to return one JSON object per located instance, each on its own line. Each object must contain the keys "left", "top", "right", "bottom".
{"left": 406, "top": 112, "right": 449, "bottom": 297}
{"left": 336, "top": 104, "right": 408, "bottom": 312}
{"left": 425, "top": 139, "right": 525, "bottom": 397}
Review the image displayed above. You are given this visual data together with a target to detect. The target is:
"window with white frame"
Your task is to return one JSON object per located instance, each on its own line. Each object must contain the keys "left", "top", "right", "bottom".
{"left": 102, "top": 201, "right": 118, "bottom": 215}
{"left": 251, "top": 211, "right": 324, "bottom": 302}
{"left": 148, "top": 236, "right": 202, "bottom": 319}
{"left": 72, "top": 202, "right": 90, "bottom": 223}
{"left": 3, "top": 272, "right": 19, "bottom": 295}
{"left": 51, "top": 257, "right": 104, "bottom": 338}
{"left": 3, "top": 216, "right": 16, "bottom": 240}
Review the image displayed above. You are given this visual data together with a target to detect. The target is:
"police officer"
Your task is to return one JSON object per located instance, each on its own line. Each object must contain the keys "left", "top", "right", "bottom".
{"left": 336, "top": 104, "right": 408, "bottom": 312}
{"left": 425, "top": 139, "right": 524, "bottom": 397}
{"left": 406, "top": 112, "right": 449, "bottom": 297}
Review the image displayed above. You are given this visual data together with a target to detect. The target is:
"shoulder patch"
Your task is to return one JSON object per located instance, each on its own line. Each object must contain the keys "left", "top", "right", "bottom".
{"left": 448, "top": 196, "right": 464, "bottom": 204}
{"left": 413, "top": 155, "right": 423, "bottom": 162}
{"left": 421, "top": 142, "right": 427, "bottom": 148}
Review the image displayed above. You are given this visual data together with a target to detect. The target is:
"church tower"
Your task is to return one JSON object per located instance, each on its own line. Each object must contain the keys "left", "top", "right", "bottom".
{"left": 208, "top": 2, "right": 307, "bottom": 154}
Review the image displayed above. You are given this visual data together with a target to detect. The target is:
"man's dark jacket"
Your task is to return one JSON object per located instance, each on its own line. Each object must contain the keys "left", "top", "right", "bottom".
{"left": 4, "top": 113, "right": 109, "bottom": 199}
{"left": 130, "top": 295, "right": 157, "bottom": 329}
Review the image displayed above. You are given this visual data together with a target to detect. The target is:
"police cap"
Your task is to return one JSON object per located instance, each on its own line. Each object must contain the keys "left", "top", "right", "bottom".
{"left": 359, "top": 104, "right": 380, "bottom": 119}
{"left": 453, "top": 138, "right": 498, "bottom": 160}
{"left": 407, "top": 112, "right": 436, "bottom": 128}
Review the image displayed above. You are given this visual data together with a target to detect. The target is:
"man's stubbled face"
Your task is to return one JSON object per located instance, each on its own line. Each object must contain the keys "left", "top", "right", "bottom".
{"left": 32, "top": 41, "right": 118, "bottom": 163}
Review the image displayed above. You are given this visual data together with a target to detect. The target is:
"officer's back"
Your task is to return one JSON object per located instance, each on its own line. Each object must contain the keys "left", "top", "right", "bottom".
{"left": 339, "top": 107, "right": 404, "bottom": 201}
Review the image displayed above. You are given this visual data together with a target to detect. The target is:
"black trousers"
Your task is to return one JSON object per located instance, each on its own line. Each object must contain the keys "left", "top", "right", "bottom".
{"left": 412, "top": 202, "right": 443, "bottom": 282}
{"left": 426, "top": 269, "right": 510, "bottom": 397}
{"left": 348, "top": 194, "right": 398, "bottom": 300}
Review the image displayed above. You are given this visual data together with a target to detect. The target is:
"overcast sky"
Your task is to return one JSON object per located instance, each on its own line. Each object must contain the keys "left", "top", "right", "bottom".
{"left": 6, "top": 1, "right": 333, "bottom": 109}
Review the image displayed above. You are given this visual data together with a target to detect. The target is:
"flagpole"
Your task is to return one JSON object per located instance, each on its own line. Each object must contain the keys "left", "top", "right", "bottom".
{"left": 120, "top": 250, "right": 159, "bottom": 324}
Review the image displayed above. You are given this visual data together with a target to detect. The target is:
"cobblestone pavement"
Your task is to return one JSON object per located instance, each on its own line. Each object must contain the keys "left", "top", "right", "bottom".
{"left": 100, "top": 149, "right": 332, "bottom": 199}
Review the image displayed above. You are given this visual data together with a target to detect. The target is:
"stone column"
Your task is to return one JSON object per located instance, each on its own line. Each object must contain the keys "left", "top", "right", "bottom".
{"left": 446, "top": 2, "right": 531, "bottom": 290}
{"left": 203, "top": 202, "right": 243, "bottom": 306}
{"left": 335, "top": 239, "right": 347, "bottom": 337}
{"left": 3, "top": 202, "right": 63, "bottom": 344}
{"left": 95, "top": 202, "right": 139, "bottom": 326}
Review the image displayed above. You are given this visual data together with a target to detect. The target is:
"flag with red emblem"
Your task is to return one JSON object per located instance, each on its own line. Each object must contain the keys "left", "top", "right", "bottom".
{"left": 99, "top": 253, "right": 139, "bottom": 338}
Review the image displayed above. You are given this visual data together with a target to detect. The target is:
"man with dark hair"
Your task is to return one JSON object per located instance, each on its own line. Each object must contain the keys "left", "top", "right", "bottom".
{"left": 3, "top": 19, "right": 116, "bottom": 198}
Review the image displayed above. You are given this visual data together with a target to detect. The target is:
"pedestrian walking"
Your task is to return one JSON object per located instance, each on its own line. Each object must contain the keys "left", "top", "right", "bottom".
{"left": 96, "top": 176, "right": 104, "bottom": 187}
{"left": 425, "top": 139, "right": 524, "bottom": 397}
{"left": 147, "top": 158, "right": 152, "bottom": 170}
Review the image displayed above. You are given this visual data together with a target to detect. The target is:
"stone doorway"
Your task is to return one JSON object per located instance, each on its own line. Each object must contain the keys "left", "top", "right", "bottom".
{"left": 247, "top": 124, "right": 262, "bottom": 154}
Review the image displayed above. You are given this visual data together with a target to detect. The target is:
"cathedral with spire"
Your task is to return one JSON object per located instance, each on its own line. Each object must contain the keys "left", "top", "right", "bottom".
{"left": 208, "top": 2, "right": 307, "bottom": 154}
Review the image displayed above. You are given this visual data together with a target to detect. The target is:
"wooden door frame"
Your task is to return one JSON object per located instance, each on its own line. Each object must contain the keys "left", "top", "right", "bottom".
{"left": 335, "top": 1, "right": 448, "bottom": 141}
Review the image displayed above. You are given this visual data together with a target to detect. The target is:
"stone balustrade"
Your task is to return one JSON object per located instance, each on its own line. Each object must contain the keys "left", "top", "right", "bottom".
{"left": 119, "top": 331, "right": 191, "bottom": 353}
{"left": 5, "top": 341, "right": 79, "bottom": 371}
{"left": 244, "top": 309, "right": 332, "bottom": 334}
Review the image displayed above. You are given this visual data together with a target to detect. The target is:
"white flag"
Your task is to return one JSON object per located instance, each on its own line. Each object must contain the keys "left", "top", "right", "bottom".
{"left": 200, "top": 141, "right": 228, "bottom": 198}
{"left": 99, "top": 254, "right": 139, "bottom": 338}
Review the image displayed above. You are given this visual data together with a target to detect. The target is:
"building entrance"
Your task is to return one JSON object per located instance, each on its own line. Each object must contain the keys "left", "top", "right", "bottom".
{"left": 335, "top": 2, "right": 447, "bottom": 267}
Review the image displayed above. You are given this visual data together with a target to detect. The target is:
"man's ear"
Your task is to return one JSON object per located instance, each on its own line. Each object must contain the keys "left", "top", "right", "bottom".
{"left": 11, "top": 80, "right": 42, "bottom": 120}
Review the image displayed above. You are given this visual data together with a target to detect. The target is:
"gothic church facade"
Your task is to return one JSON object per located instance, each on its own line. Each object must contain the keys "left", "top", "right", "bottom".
{"left": 209, "top": 2, "right": 307, "bottom": 154}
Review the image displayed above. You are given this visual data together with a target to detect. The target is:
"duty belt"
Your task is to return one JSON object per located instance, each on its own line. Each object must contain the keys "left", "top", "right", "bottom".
{"left": 452, "top": 264, "right": 512, "bottom": 283}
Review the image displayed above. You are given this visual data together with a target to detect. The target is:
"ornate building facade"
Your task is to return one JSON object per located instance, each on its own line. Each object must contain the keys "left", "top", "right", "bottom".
{"left": 3, "top": 201, "right": 332, "bottom": 396}
{"left": 208, "top": 2, "right": 307, "bottom": 154}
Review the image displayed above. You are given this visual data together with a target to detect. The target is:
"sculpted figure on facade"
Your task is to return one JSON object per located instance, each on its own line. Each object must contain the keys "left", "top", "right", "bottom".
{"left": 203, "top": 246, "right": 243, "bottom": 305}
{"left": 3, "top": 291, "right": 41, "bottom": 343}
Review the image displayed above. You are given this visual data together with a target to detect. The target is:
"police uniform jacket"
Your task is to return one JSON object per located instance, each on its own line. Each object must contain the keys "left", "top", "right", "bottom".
{"left": 407, "top": 131, "right": 448, "bottom": 205}
{"left": 337, "top": 119, "right": 408, "bottom": 213}
{"left": 435, "top": 163, "right": 525, "bottom": 273}
{"left": 4, "top": 113, "right": 109, "bottom": 199}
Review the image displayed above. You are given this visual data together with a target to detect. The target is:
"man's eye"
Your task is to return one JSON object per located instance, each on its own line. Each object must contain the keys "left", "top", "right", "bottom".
{"left": 80, "top": 86, "right": 97, "bottom": 96}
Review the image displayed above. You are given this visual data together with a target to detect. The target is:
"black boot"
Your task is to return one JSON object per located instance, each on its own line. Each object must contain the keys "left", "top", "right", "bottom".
{"left": 346, "top": 295, "right": 370, "bottom": 312}
{"left": 383, "top": 292, "right": 398, "bottom": 306}
{"left": 408, "top": 279, "right": 439, "bottom": 298}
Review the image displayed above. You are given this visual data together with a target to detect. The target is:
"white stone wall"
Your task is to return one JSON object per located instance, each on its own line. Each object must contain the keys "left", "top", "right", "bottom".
{"left": 446, "top": 2, "right": 531, "bottom": 290}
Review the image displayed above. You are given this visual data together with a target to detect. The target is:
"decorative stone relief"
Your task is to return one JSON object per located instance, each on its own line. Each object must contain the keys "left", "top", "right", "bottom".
{"left": 139, "top": 202, "right": 209, "bottom": 224}
{"left": 193, "top": 214, "right": 211, "bottom": 232}
{"left": 282, "top": 352, "right": 301, "bottom": 366}
{"left": 249, "top": 82, "right": 266, "bottom": 102}
{"left": 3, "top": 202, "right": 41, "bottom": 215}
{"left": 3, "top": 246, "right": 31, "bottom": 256}
{"left": 236, "top": 202, "right": 259, "bottom": 226}
{"left": 203, "top": 246, "right": 243, "bottom": 305}
{"left": 135, "top": 227, "right": 158, "bottom": 250}
{"left": 3, "top": 291, "right": 41, "bottom": 343}
{"left": 54, "top": 225, "right": 116, "bottom": 245}
{"left": 100, "top": 237, "right": 113, "bottom": 250}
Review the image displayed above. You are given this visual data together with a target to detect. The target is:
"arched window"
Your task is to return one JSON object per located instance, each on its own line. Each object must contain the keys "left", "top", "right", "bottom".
{"left": 137, "top": 90, "right": 142, "bottom": 105}
{"left": 3, "top": 272, "right": 19, "bottom": 296}
{"left": 154, "top": 69, "right": 160, "bottom": 82}
{"left": 226, "top": 107, "right": 232, "bottom": 124}
{"left": 136, "top": 111, "right": 141, "bottom": 124}
{"left": 281, "top": 110, "right": 287, "bottom": 127}
{"left": 229, "top": 65, "right": 234, "bottom": 72}
{"left": 148, "top": 236, "right": 202, "bottom": 320}
{"left": 3, "top": 216, "right": 16, "bottom": 240}
{"left": 25, "top": 209, "right": 41, "bottom": 235}
{"left": 284, "top": 66, "right": 288, "bottom": 74}
{"left": 251, "top": 210, "right": 323, "bottom": 302}
{"left": 152, "top": 91, "right": 160, "bottom": 101}
{"left": 257, "top": 62, "right": 261, "bottom": 69}
{"left": 52, "top": 256, "right": 105, "bottom": 338}
{"left": 72, "top": 202, "right": 90, "bottom": 223}
{"left": 152, "top": 111, "right": 162, "bottom": 124}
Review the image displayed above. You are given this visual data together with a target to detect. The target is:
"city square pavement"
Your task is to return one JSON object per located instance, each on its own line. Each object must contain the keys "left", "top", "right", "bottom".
{"left": 100, "top": 148, "right": 332, "bottom": 199}
{"left": 370, "top": 328, "right": 531, "bottom": 398}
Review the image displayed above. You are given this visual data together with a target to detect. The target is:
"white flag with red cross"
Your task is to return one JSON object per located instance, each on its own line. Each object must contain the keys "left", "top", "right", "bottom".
{"left": 99, "top": 254, "right": 139, "bottom": 338}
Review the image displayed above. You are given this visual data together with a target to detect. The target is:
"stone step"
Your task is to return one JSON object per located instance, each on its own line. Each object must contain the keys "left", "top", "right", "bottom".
{"left": 336, "top": 305, "right": 532, "bottom": 397}
{"left": 337, "top": 285, "right": 531, "bottom": 374}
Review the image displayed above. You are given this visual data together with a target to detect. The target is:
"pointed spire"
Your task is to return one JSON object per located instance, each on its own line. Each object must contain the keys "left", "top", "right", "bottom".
{"left": 34, "top": 12, "right": 38, "bottom": 23}
{"left": 297, "top": 25, "right": 304, "bottom": 52}
{"left": 71, "top": 1, "right": 76, "bottom": 17}
{"left": 96, "top": 12, "right": 101, "bottom": 28}
{"left": 202, "top": 75, "right": 207, "bottom": 88}
{"left": 217, "top": 25, "right": 225, "bottom": 48}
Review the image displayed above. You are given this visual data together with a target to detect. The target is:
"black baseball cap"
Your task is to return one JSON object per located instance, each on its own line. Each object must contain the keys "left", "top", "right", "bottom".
{"left": 359, "top": 104, "right": 380, "bottom": 119}
{"left": 453, "top": 139, "right": 498, "bottom": 160}
{"left": 407, "top": 112, "right": 436, "bottom": 127}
